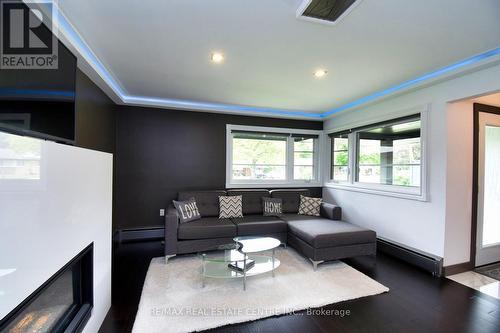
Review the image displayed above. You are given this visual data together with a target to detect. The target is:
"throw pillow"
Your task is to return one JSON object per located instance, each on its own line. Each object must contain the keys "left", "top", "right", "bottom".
{"left": 173, "top": 197, "right": 201, "bottom": 223}
{"left": 262, "top": 197, "right": 283, "bottom": 216}
{"left": 219, "top": 195, "right": 243, "bottom": 218}
{"left": 298, "top": 195, "right": 322, "bottom": 216}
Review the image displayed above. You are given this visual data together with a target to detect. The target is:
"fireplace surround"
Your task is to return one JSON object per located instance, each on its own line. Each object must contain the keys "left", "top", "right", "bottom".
{"left": 0, "top": 244, "right": 93, "bottom": 333}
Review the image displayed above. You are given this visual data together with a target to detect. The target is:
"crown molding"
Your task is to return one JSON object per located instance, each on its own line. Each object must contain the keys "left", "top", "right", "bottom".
{"left": 28, "top": 2, "right": 500, "bottom": 121}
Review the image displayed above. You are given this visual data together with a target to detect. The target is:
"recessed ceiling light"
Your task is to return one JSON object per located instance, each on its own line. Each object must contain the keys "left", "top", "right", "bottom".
{"left": 314, "top": 69, "right": 328, "bottom": 78}
{"left": 211, "top": 52, "right": 224, "bottom": 63}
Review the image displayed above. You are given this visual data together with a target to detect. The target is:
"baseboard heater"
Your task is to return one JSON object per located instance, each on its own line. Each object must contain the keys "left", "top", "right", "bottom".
{"left": 115, "top": 227, "right": 164, "bottom": 243}
{"left": 377, "top": 237, "right": 443, "bottom": 277}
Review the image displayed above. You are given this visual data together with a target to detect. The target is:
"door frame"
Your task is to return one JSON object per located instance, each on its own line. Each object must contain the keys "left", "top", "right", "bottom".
{"left": 471, "top": 103, "right": 500, "bottom": 267}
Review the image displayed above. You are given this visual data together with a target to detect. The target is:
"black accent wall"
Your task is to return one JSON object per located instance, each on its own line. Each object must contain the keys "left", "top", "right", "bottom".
{"left": 52, "top": 67, "right": 323, "bottom": 230}
{"left": 75, "top": 69, "right": 116, "bottom": 154}
{"left": 114, "top": 107, "right": 322, "bottom": 230}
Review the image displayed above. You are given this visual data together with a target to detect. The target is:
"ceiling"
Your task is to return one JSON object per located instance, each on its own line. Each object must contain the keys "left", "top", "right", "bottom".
{"left": 56, "top": 0, "right": 500, "bottom": 118}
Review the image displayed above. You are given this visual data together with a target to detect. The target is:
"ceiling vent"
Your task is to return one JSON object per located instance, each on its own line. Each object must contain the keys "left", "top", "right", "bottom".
{"left": 296, "top": 0, "right": 362, "bottom": 25}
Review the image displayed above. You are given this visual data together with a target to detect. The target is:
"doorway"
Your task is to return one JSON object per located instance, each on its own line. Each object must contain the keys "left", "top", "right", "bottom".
{"left": 473, "top": 103, "right": 500, "bottom": 267}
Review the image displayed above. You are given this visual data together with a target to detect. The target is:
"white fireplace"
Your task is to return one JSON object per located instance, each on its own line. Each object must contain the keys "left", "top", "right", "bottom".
{"left": 0, "top": 131, "right": 112, "bottom": 332}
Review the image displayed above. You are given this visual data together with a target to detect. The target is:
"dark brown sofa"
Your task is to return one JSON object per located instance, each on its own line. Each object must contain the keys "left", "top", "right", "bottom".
{"left": 165, "top": 189, "right": 376, "bottom": 270}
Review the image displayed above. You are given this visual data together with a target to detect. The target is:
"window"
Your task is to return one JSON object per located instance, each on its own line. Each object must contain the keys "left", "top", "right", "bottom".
{"left": 293, "top": 135, "right": 317, "bottom": 181}
{"left": 231, "top": 132, "right": 287, "bottom": 181}
{"left": 328, "top": 112, "right": 426, "bottom": 200}
{"left": 331, "top": 133, "right": 349, "bottom": 182}
{"left": 227, "top": 125, "right": 321, "bottom": 187}
{"left": 356, "top": 117, "right": 421, "bottom": 187}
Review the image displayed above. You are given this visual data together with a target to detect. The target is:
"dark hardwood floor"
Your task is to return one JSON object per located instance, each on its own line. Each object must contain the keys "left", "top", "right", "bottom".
{"left": 99, "top": 241, "right": 500, "bottom": 333}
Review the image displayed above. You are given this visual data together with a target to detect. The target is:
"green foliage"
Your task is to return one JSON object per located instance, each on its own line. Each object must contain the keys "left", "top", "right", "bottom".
{"left": 297, "top": 152, "right": 311, "bottom": 159}
{"left": 233, "top": 138, "right": 286, "bottom": 165}
{"left": 333, "top": 138, "right": 348, "bottom": 151}
{"left": 359, "top": 153, "right": 380, "bottom": 165}
{"left": 334, "top": 151, "right": 348, "bottom": 166}
{"left": 393, "top": 176, "right": 410, "bottom": 186}
{"left": 412, "top": 144, "right": 421, "bottom": 161}
{"left": 0, "top": 133, "right": 40, "bottom": 155}
{"left": 393, "top": 138, "right": 421, "bottom": 164}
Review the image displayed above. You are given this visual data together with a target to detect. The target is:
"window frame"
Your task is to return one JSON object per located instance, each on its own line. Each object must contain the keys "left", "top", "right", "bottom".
{"left": 330, "top": 132, "right": 351, "bottom": 183}
{"left": 325, "top": 105, "right": 429, "bottom": 201}
{"left": 292, "top": 134, "right": 319, "bottom": 182}
{"left": 226, "top": 124, "right": 323, "bottom": 188}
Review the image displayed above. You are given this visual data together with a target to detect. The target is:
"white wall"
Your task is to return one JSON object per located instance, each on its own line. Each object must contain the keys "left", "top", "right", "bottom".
{"left": 0, "top": 133, "right": 112, "bottom": 333}
{"left": 444, "top": 101, "right": 474, "bottom": 266}
{"left": 323, "top": 62, "right": 500, "bottom": 265}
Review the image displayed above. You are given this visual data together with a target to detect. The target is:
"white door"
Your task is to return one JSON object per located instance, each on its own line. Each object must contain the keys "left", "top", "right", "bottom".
{"left": 476, "top": 111, "right": 500, "bottom": 266}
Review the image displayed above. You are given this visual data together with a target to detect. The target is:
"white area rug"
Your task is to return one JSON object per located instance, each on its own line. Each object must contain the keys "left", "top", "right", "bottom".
{"left": 132, "top": 248, "right": 389, "bottom": 333}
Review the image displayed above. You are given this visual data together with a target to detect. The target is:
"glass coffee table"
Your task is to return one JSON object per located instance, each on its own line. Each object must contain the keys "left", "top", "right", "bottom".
{"left": 200, "top": 236, "right": 281, "bottom": 290}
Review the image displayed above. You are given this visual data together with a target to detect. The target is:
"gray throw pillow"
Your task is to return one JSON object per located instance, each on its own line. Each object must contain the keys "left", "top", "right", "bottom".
{"left": 173, "top": 197, "right": 201, "bottom": 223}
{"left": 298, "top": 195, "right": 322, "bottom": 216}
{"left": 219, "top": 195, "right": 243, "bottom": 218}
{"left": 262, "top": 197, "right": 282, "bottom": 216}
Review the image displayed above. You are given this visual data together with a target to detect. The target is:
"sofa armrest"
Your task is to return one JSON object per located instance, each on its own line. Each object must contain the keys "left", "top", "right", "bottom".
{"left": 165, "top": 204, "right": 179, "bottom": 256}
{"left": 320, "top": 202, "right": 342, "bottom": 220}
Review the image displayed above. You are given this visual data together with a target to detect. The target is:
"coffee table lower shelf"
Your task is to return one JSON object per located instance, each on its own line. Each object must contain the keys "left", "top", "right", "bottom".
{"left": 201, "top": 254, "right": 280, "bottom": 290}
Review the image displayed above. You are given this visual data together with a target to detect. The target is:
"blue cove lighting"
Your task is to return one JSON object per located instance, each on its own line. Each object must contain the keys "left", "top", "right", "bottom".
{"left": 322, "top": 46, "right": 500, "bottom": 117}
{"left": 52, "top": 3, "right": 500, "bottom": 119}
{"left": 0, "top": 88, "right": 75, "bottom": 99}
{"left": 55, "top": 8, "right": 126, "bottom": 97}
{"left": 124, "top": 96, "right": 324, "bottom": 119}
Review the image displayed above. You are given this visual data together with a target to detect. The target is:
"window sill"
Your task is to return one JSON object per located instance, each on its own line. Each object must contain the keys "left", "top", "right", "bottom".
{"left": 324, "top": 182, "right": 428, "bottom": 201}
{"left": 226, "top": 181, "right": 322, "bottom": 189}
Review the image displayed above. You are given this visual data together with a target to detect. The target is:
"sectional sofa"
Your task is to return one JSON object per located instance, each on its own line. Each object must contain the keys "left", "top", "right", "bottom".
{"left": 165, "top": 189, "right": 376, "bottom": 269}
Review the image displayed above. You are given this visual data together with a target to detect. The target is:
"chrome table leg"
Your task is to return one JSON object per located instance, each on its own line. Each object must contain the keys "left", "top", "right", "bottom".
{"left": 243, "top": 256, "right": 247, "bottom": 291}
{"left": 272, "top": 248, "right": 276, "bottom": 278}
{"left": 201, "top": 254, "right": 206, "bottom": 288}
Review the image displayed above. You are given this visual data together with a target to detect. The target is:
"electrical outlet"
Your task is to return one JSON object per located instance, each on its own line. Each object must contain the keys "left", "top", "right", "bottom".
{"left": 160, "top": 209, "right": 165, "bottom": 217}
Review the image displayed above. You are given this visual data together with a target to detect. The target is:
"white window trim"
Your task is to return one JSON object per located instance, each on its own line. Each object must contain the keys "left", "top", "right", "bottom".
{"left": 324, "top": 104, "right": 430, "bottom": 201}
{"left": 226, "top": 124, "right": 324, "bottom": 188}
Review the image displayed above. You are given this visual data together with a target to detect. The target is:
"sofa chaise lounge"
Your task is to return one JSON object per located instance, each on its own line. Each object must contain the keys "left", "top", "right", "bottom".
{"left": 164, "top": 189, "right": 376, "bottom": 270}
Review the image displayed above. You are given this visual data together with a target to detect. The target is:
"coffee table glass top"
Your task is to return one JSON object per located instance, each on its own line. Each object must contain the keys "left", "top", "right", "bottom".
{"left": 233, "top": 236, "right": 281, "bottom": 253}
{"left": 201, "top": 255, "right": 280, "bottom": 279}
{"left": 199, "top": 236, "right": 281, "bottom": 282}
{"left": 200, "top": 248, "right": 246, "bottom": 263}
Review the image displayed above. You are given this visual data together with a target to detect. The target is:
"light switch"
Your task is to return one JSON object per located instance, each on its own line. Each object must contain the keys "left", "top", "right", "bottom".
{"left": 160, "top": 209, "right": 165, "bottom": 216}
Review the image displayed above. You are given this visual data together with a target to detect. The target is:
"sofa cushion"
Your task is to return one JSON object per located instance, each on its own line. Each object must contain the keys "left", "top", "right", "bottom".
{"left": 320, "top": 203, "right": 342, "bottom": 220}
{"left": 227, "top": 189, "right": 270, "bottom": 215}
{"left": 262, "top": 197, "right": 283, "bottom": 216}
{"left": 173, "top": 197, "right": 201, "bottom": 223}
{"left": 177, "top": 217, "right": 236, "bottom": 240}
{"left": 298, "top": 195, "right": 322, "bottom": 216}
{"left": 286, "top": 218, "right": 376, "bottom": 248}
{"left": 219, "top": 195, "right": 243, "bottom": 218}
{"left": 270, "top": 189, "right": 310, "bottom": 213}
{"left": 178, "top": 190, "right": 226, "bottom": 217}
{"left": 280, "top": 213, "right": 319, "bottom": 222}
{"left": 232, "top": 215, "right": 287, "bottom": 236}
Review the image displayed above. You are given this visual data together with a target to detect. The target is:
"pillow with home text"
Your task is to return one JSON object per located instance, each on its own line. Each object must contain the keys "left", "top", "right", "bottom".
{"left": 262, "top": 197, "right": 283, "bottom": 216}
